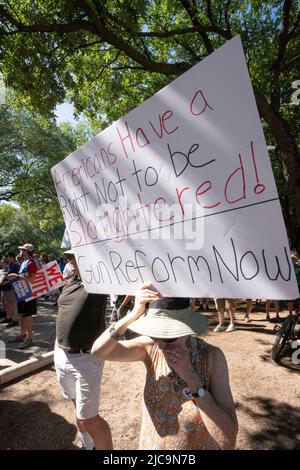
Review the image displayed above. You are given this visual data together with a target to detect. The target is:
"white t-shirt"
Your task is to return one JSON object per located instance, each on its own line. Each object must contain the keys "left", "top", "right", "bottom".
{"left": 62, "top": 262, "right": 75, "bottom": 280}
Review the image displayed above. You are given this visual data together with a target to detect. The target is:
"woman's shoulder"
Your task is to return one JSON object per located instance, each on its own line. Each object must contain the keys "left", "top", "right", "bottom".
{"left": 208, "top": 343, "right": 226, "bottom": 359}
{"left": 139, "top": 337, "right": 159, "bottom": 366}
{"left": 128, "top": 335, "right": 154, "bottom": 354}
{"left": 206, "top": 344, "right": 227, "bottom": 375}
{"left": 134, "top": 335, "right": 153, "bottom": 347}
{"left": 194, "top": 337, "right": 224, "bottom": 355}
{"left": 193, "top": 337, "right": 227, "bottom": 372}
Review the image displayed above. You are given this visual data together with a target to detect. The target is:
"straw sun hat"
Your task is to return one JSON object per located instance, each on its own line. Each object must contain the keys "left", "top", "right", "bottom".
{"left": 128, "top": 298, "right": 208, "bottom": 339}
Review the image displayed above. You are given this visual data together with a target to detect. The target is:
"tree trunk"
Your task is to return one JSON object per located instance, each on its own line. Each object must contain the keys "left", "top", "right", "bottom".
{"left": 254, "top": 86, "right": 300, "bottom": 250}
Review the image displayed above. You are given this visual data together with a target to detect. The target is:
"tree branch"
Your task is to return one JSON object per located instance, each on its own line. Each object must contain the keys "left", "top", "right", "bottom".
{"left": 111, "top": 65, "right": 146, "bottom": 71}
{"left": 204, "top": 0, "right": 232, "bottom": 39}
{"left": 0, "top": 2, "right": 190, "bottom": 76}
{"left": 254, "top": 84, "right": 300, "bottom": 224}
{"left": 72, "top": 0, "right": 189, "bottom": 75}
{"left": 288, "top": 10, "right": 300, "bottom": 38}
{"left": 90, "top": 50, "right": 121, "bottom": 82}
{"left": 180, "top": 0, "right": 214, "bottom": 54}
{"left": 126, "top": 26, "right": 221, "bottom": 38}
{"left": 224, "top": 0, "right": 232, "bottom": 36}
{"left": 280, "top": 53, "right": 300, "bottom": 71}
{"left": 270, "top": 0, "right": 293, "bottom": 110}
{"left": 137, "top": 36, "right": 153, "bottom": 61}
{"left": 0, "top": 5, "right": 97, "bottom": 35}
{"left": 172, "top": 34, "right": 201, "bottom": 62}
{"left": 206, "top": 0, "right": 214, "bottom": 25}
{"left": 6, "top": 0, "right": 23, "bottom": 24}
{"left": 70, "top": 40, "right": 105, "bottom": 52}
{"left": 0, "top": 189, "right": 18, "bottom": 201}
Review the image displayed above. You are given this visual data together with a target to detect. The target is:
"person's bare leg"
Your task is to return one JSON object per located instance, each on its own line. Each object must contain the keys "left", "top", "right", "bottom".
{"left": 20, "top": 316, "right": 26, "bottom": 337}
{"left": 72, "top": 400, "right": 94, "bottom": 450}
{"left": 287, "top": 301, "right": 293, "bottom": 316}
{"left": 190, "top": 298, "right": 197, "bottom": 312}
{"left": 11, "top": 301, "right": 18, "bottom": 322}
{"left": 81, "top": 415, "right": 113, "bottom": 450}
{"left": 24, "top": 316, "right": 33, "bottom": 340}
{"left": 6, "top": 293, "right": 18, "bottom": 322}
{"left": 244, "top": 299, "right": 252, "bottom": 321}
{"left": 228, "top": 301, "right": 236, "bottom": 326}
{"left": 3, "top": 295, "right": 11, "bottom": 321}
{"left": 213, "top": 300, "right": 227, "bottom": 331}
{"left": 218, "top": 308, "right": 225, "bottom": 325}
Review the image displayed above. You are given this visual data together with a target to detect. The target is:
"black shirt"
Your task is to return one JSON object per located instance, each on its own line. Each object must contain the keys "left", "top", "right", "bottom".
{"left": 56, "top": 276, "right": 107, "bottom": 350}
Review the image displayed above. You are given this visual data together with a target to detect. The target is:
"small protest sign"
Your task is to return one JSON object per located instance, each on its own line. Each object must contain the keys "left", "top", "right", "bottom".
{"left": 11, "top": 279, "right": 33, "bottom": 302}
{"left": 12, "top": 261, "right": 65, "bottom": 302}
{"left": 26, "top": 261, "right": 65, "bottom": 300}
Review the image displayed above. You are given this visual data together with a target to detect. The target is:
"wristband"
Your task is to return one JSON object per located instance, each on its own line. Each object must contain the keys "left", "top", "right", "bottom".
{"left": 108, "top": 322, "right": 123, "bottom": 341}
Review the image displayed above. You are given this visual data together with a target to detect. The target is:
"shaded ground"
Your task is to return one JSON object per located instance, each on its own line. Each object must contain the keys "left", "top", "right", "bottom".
{"left": 0, "top": 304, "right": 299, "bottom": 450}
{"left": 0, "top": 299, "right": 56, "bottom": 369}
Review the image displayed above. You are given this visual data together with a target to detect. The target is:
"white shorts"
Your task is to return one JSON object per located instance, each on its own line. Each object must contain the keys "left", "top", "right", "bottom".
{"left": 54, "top": 346, "right": 105, "bottom": 420}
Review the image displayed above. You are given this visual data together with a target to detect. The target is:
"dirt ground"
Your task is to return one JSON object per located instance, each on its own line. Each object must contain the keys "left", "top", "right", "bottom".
{"left": 0, "top": 305, "right": 300, "bottom": 450}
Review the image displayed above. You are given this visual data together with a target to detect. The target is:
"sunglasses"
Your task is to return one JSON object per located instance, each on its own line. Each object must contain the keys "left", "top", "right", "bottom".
{"left": 150, "top": 337, "right": 179, "bottom": 343}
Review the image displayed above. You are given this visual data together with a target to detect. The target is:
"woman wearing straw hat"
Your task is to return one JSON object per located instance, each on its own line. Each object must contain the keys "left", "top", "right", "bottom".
{"left": 92, "top": 284, "right": 238, "bottom": 450}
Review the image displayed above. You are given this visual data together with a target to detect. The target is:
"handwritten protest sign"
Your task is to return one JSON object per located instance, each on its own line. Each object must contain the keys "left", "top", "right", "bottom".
{"left": 51, "top": 36, "right": 299, "bottom": 299}
{"left": 12, "top": 261, "right": 65, "bottom": 302}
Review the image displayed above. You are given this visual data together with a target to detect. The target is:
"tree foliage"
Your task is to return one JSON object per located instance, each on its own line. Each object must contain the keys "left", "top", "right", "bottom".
{"left": 0, "top": 204, "right": 65, "bottom": 257}
{"left": 0, "top": 1, "right": 298, "bottom": 120}
{"left": 0, "top": 103, "right": 90, "bottom": 219}
{"left": 0, "top": 95, "right": 96, "bottom": 252}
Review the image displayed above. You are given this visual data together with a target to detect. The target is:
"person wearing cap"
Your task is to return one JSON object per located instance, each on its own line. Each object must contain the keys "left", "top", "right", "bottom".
{"left": 92, "top": 284, "right": 238, "bottom": 450}
{"left": 54, "top": 250, "right": 112, "bottom": 450}
{"left": 6, "top": 243, "right": 37, "bottom": 349}
{"left": 0, "top": 252, "right": 20, "bottom": 328}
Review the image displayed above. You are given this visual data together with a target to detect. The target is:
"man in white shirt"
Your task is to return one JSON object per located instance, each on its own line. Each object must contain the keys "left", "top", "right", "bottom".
{"left": 62, "top": 250, "right": 75, "bottom": 282}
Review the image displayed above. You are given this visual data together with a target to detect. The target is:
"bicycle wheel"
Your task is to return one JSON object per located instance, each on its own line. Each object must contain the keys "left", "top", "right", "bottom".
{"left": 271, "top": 320, "right": 293, "bottom": 363}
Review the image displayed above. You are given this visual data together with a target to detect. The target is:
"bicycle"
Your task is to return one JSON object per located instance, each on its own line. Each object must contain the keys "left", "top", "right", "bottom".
{"left": 271, "top": 303, "right": 300, "bottom": 364}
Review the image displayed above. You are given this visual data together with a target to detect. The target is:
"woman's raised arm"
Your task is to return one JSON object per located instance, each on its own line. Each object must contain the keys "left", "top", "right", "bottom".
{"left": 91, "top": 284, "right": 160, "bottom": 362}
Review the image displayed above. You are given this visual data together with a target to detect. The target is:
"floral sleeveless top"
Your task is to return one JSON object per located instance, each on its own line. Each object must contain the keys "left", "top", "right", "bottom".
{"left": 139, "top": 337, "right": 219, "bottom": 450}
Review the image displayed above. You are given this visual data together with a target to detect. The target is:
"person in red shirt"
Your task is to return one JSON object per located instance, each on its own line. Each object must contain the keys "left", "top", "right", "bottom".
{"left": 7, "top": 243, "right": 37, "bottom": 349}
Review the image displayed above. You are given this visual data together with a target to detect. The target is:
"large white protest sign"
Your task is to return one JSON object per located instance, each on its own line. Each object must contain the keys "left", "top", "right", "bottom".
{"left": 12, "top": 261, "right": 65, "bottom": 302}
{"left": 51, "top": 36, "right": 299, "bottom": 299}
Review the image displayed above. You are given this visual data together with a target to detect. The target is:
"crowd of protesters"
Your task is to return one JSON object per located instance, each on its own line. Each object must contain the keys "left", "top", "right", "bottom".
{"left": 56, "top": 249, "right": 299, "bottom": 451}
{"left": 1, "top": 245, "right": 299, "bottom": 350}
{"left": 0, "top": 244, "right": 73, "bottom": 349}
{"left": 0, "top": 243, "right": 299, "bottom": 450}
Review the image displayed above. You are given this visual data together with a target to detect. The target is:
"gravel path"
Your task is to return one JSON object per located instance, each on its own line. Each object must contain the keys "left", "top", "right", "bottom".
{"left": 0, "top": 308, "right": 299, "bottom": 450}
